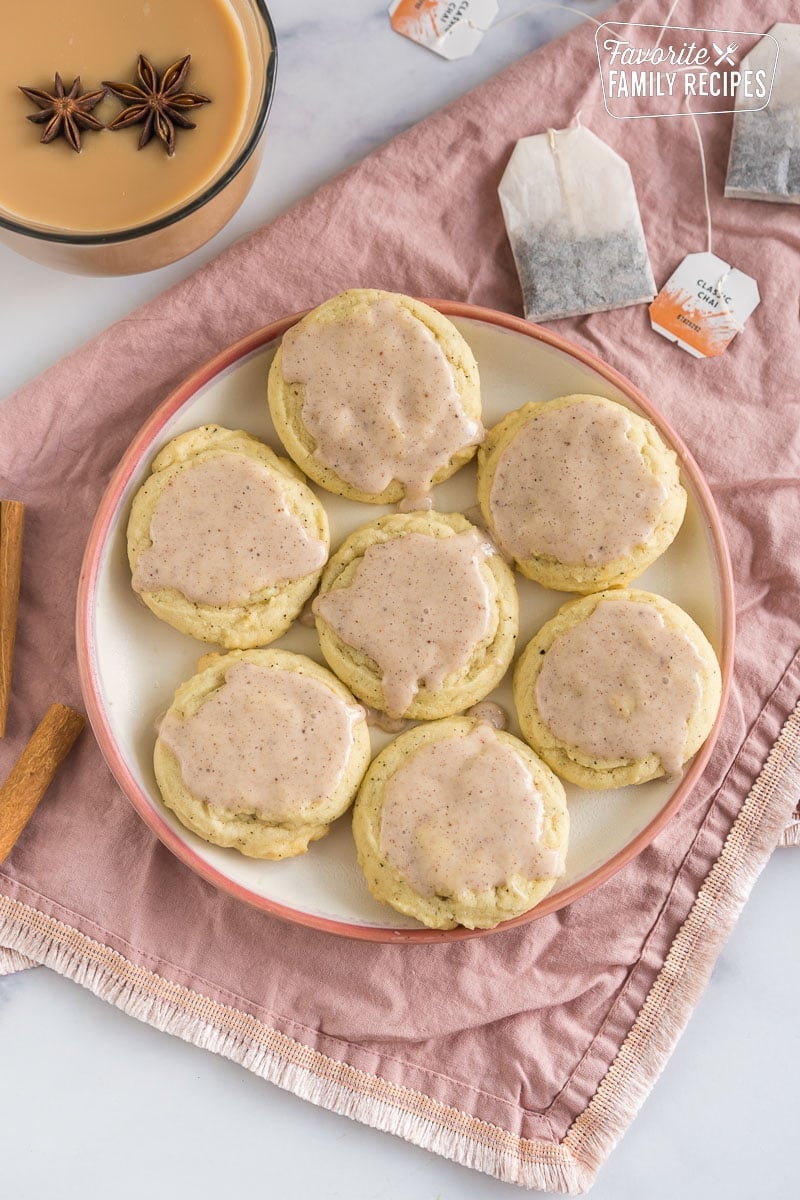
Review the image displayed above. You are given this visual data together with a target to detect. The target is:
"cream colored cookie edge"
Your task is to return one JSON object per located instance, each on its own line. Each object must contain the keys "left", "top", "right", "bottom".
{"left": 352, "top": 716, "right": 569, "bottom": 930}
{"left": 513, "top": 589, "right": 722, "bottom": 789}
{"left": 477, "top": 395, "right": 687, "bottom": 593}
{"left": 127, "top": 424, "right": 329, "bottom": 649}
{"left": 314, "top": 511, "right": 519, "bottom": 720}
{"left": 267, "top": 289, "right": 482, "bottom": 504}
{"left": 154, "top": 648, "right": 371, "bottom": 860}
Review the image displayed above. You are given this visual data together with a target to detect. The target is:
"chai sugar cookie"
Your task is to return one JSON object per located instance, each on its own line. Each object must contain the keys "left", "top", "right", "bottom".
{"left": 352, "top": 716, "right": 569, "bottom": 930}
{"left": 155, "top": 649, "right": 371, "bottom": 859}
{"left": 268, "top": 289, "right": 483, "bottom": 508}
{"left": 313, "top": 511, "right": 518, "bottom": 720}
{"left": 477, "top": 394, "right": 686, "bottom": 592}
{"left": 513, "top": 589, "right": 722, "bottom": 790}
{"left": 128, "top": 425, "right": 329, "bottom": 648}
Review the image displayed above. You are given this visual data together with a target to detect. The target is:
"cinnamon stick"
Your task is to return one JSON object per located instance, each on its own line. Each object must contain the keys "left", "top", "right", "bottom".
{"left": 0, "top": 500, "right": 25, "bottom": 738}
{"left": 0, "top": 703, "right": 85, "bottom": 863}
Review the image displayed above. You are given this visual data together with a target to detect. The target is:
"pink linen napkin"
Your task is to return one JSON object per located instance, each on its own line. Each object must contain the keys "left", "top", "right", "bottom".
{"left": 1, "top": 0, "right": 798, "bottom": 1191}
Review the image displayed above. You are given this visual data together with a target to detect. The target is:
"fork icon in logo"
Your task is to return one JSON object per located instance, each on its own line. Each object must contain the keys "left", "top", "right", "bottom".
{"left": 712, "top": 41, "right": 738, "bottom": 66}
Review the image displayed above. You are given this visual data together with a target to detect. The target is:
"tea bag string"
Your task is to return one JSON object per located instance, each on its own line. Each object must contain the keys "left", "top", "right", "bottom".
{"left": 494, "top": 2, "right": 681, "bottom": 129}
{"left": 686, "top": 99, "right": 741, "bottom": 327}
{"left": 545, "top": 127, "right": 574, "bottom": 218}
{"left": 686, "top": 101, "right": 713, "bottom": 257}
{"left": 490, "top": 1, "right": 681, "bottom": 38}
{"left": 653, "top": 1, "right": 682, "bottom": 50}
{"left": 489, "top": 3, "right": 602, "bottom": 33}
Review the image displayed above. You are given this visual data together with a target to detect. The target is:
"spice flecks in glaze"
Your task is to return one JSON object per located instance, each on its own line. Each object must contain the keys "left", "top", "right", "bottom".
{"left": 314, "top": 529, "right": 493, "bottom": 717}
{"left": 535, "top": 600, "right": 704, "bottom": 775}
{"left": 489, "top": 399, "right": 667, "bottom": 565}
{"left": 280, "top": 297, "right": 483, "bottom": 501}
{"left": 132, "top": 453, "right": 327, "bottom": 606}
{"left": 159, "top": 662, "right": 362, "bottom": 818}
{"left": 379, "top": 724, "right": 564, "bottom": 896}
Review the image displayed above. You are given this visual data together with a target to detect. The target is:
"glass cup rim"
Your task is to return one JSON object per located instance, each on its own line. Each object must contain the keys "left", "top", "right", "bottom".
{"left": 0, "top": 0, "right": 277, "bottom": 247}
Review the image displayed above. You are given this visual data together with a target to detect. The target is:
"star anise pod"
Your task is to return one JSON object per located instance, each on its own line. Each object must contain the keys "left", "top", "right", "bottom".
{"left": 103, "top": 55, "right": 211, "bottom": 157}
{"left": 18, "top": 74, "right": 106, "bottom": 153}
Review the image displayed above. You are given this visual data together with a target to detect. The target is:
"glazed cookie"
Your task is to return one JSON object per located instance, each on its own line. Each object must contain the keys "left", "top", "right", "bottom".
{"left": 352, "top": 716, "right": 569, "bottom": 930}
{"left": 128, "top": 425, "right": 329, "bottom": 648}
{"left": 154, "top": 649, "right": 371, "bottom": 859}
{"left": 313, "top": 511, "right": 518, "bottom": 720}
{"left": 513, "top": 589, "right": 722, "bottom": 790}
{"left": 477, "top": 394, "right": 687, "bottom": 592}
{"left": 268, "top": 289, "right": 483, "bottom": 508}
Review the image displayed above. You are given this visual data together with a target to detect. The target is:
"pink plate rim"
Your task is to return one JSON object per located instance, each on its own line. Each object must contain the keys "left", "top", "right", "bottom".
{"left": 75, "top": 300, "right": 735, "bottom": 944}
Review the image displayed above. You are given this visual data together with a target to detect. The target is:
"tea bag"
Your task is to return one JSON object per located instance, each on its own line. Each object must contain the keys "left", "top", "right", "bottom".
{"left": 726, "top": 23, "right": 800, "bottom": 205}
{"left": 499, "top": 125, "right": 656, "bottom": 322}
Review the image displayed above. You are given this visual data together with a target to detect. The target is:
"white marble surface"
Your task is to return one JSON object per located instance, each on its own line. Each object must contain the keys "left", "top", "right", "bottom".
{"left": 1, "top": 2, "right": 798, "bottom": 1197}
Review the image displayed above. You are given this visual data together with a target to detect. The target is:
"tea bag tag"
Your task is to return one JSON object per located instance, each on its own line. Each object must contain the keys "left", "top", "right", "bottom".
{"left": 649, "top": 252, "right": 760, "bottom": 358}
{"left": 389, "top": 0, "right": 498, "bottom": 60}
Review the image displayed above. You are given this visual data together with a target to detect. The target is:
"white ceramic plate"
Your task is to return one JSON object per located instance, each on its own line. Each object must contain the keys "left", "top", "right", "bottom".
{"left": 77, "top": 302, "right": 734, "bottom": 942}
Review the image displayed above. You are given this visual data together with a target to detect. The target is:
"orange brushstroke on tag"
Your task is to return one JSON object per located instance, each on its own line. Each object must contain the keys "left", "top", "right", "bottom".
{"left": 649, "top": 287, "right": 741, "bottom": 358}
{"left": 391, "top": 0, "right": 441, "bottom": 39}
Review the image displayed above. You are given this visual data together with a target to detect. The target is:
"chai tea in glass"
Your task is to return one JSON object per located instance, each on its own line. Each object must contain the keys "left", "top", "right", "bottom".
{"left": 0, "top": 0, "right": 275, "bottom": 273}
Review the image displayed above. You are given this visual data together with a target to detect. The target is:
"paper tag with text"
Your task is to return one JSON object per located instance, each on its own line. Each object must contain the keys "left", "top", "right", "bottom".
{"left": 649, "top": 252, "right": 759, "bottom": 358}
{"left": 389, "top": 0, "right": 498, "bottom": 60}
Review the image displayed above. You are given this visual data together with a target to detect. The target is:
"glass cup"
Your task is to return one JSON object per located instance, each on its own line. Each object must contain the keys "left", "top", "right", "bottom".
{"left": 0, "top": 0, "right": 276, "bottom": 275}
